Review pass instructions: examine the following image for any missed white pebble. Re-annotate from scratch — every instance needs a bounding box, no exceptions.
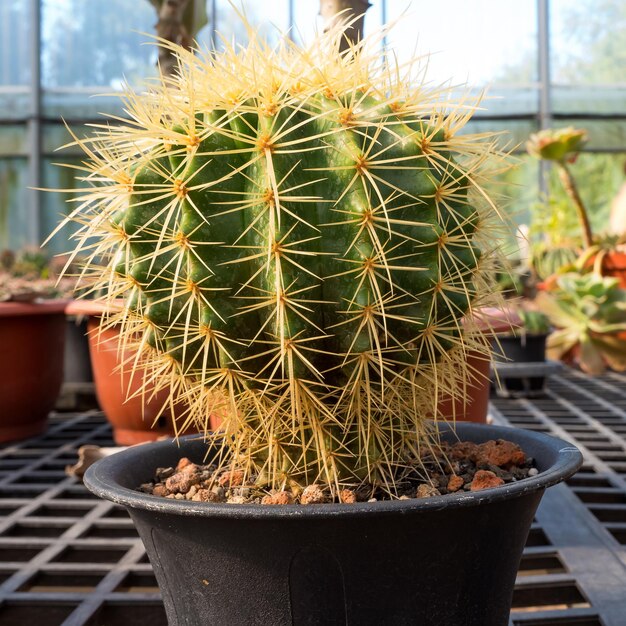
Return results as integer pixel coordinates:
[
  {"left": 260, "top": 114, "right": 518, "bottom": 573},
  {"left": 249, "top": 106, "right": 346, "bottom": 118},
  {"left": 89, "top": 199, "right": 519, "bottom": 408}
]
[{"left": 528, "top": 468, "right": 539, "bottom": 476}]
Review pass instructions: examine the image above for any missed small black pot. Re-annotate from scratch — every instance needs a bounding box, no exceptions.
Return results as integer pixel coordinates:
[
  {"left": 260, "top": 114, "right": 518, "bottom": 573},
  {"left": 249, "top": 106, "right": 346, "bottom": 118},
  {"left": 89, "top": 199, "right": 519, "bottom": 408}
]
[
  {"left": 84, "top": 423, "right": 581, "bottom": 626},
  {"left": 491, "top": 334, "right": 547, "bottom": 364},
  {"left": 64, "top": 318, "right": 93, "bottom": 383},
  {"left": 491, "top": 334, "right": 549, "bottom": 394}
]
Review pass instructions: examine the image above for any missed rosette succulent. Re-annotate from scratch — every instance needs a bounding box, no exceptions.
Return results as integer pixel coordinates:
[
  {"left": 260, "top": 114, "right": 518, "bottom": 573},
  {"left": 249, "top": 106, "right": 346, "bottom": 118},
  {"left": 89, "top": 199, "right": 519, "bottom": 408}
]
[
  {"left": 526, "top": 127, "right": 587, "bottom": 163},
  {"left": 536, "top": 273, "right": 626, "bottom": 375}
]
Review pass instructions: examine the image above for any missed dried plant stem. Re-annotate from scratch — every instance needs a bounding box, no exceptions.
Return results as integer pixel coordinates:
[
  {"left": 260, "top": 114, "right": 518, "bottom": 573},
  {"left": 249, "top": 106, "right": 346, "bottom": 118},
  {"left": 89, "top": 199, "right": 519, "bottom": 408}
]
[{"left": 557, "top": 161, "right": 594, "bottom": 249}]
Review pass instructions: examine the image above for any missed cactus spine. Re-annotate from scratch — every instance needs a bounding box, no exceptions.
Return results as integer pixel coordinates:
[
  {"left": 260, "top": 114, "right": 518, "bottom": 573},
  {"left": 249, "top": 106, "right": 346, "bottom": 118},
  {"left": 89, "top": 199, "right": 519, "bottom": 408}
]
[{"left": 57, "top": 19, "right": 505, "bottom": 495}]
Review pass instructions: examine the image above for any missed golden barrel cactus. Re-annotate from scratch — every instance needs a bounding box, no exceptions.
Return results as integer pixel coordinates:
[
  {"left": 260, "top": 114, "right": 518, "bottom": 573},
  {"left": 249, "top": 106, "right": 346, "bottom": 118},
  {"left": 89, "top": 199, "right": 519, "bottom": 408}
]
[{"left": 55, "top": 19, "right": 506, "bottom": 495}]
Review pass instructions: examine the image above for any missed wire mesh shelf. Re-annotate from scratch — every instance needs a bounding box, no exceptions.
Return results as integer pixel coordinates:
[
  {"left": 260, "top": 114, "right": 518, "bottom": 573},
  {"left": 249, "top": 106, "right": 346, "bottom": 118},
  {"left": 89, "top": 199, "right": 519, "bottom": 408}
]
[{"left": 2, "top": 368, "right": 626, "bottom": 625}]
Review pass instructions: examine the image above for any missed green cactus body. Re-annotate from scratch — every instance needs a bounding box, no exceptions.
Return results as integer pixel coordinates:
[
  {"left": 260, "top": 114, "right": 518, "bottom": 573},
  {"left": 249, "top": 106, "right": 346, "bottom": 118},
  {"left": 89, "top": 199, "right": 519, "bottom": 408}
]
[{"left": 58, "top": 26, "right": 503, "bottom": 493}]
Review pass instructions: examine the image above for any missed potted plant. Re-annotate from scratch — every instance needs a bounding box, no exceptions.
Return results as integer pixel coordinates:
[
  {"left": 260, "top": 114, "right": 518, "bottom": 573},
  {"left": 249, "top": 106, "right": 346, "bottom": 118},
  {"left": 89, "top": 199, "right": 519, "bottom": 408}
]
[
  {"left": 490, "top": 306, "right": 554, "bottom": 396},
  {"left": 0, "top": 249, "right": 71, "bottom": 441},
  {"left": 536, "top": 272, "right": 626, "bottom": 375},
  {"left": 56, "top": 19, "right": 581, "bottom": 625},
  {"left": 493, "top": 308, "right": 551, "bottom": 363},
  {"left": 436, "top": 307, "right": 518, "bottom": 423}
]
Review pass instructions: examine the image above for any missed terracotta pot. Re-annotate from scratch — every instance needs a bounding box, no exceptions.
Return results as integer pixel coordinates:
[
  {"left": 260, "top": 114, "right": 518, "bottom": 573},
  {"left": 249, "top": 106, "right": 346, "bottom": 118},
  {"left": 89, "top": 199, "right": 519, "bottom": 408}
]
[
  {"left": 600, "top": 251, "right": 626, "bottom": 289},
  {"left": 436, "top": 307, "right": 519, "bottom": 424},
  {"left": 66, "top": 301, "right": 191, "bottom": 445},
  {"left": 87, "top": 318, "right": 191, "bottom": 445},
  {"left": 575, "top": 250, "right": 626, "bottom": 289},
  {"left": 0, "top": 301, "right": 67, "bottom": 442},
  {"left": 536, "top": 247, "right": 626, "bottom": 291},
  {"left": 436, "top": 349, "right": 491, "bottom": 423}
]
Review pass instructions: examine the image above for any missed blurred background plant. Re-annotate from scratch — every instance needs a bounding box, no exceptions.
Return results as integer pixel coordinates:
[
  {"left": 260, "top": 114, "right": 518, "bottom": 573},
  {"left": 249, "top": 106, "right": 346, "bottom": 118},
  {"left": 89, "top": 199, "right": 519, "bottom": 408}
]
[
  {"left": 528, "top": 194, "right": 586, "bottom": 281},
  {"left": 536, "top": 273, "right": 626, "bottom": 375},
  {"left": 527, "top": 127, "right": 593, "bottom": 247},
  {"left": 0, "top": 247, "right": 75, "bottom": 302},
  {"left": 523, "top": 127, "right": 626, "bottom": 288},
  {"left": 518, "top": 309, "right": 552, "bottom": 336}
]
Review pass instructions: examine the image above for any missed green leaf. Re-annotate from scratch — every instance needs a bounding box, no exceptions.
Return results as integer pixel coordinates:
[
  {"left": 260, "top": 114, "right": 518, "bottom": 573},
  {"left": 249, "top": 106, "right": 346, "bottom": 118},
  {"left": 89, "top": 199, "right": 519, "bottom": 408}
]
[
  {"left": 546, "top": 328, "right": 580, "bottom": 359},
  {"left": 592, "top": 334, "right": 626, "bottom": 372},
  {"left": 535, "top": 292, "right": 584, "bottom": 328},
  {"left": 578, "top": 335, "right": 606, "bottom": 375}
]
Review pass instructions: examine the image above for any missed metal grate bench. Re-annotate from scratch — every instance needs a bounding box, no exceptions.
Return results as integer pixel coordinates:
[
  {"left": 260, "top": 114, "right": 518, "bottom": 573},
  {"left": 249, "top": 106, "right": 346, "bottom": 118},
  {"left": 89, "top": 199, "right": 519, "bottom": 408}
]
[{"left": 2, "top": 368, "right": 626, "bottom": 625}]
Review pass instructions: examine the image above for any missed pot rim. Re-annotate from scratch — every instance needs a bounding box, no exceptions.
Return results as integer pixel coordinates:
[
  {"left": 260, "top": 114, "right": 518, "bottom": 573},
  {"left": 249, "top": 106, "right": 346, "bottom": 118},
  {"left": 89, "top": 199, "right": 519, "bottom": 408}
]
[
  {"left": 0, "top": 299, "right": 69, "bottom": 318},
  {"left": 84, "top": 422, "right": 582, "bottom": 519},
  {"left": 65, "top": 299, "right": 124, "bottom": 317},
  {"left": 493, "top": 332, "right": 550, "bottom": 340},
  {"left": 470, "top": 306, "right": 522, "bottom": 336}
]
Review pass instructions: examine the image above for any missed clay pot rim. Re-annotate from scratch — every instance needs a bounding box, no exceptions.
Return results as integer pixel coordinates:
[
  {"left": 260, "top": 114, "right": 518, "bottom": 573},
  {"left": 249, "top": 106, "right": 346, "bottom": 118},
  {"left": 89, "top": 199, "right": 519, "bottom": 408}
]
[
  {"left": 602, "top": 250, "right": 626, "bottom": 270},
  {"left": 0, "top": 299, "right": 70, "bottom": 318},
  {"left": 468, "top": 306, "right": 522, "bottom": 336},
  {"left": 66, "top": 299, "right": 124, "bottom": 317}
]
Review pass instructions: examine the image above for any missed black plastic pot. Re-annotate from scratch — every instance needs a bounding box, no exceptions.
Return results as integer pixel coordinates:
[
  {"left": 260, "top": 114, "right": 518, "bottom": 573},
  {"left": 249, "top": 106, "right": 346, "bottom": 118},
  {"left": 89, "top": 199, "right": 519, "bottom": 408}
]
[
  {"left": 491, "top": 334, "right": 547, "bottom": 364},
  {"left": 63, "top": 317, "right": 93, "bottom": 383},
  {"left": 491, "top": 334, "right": 549, "bottom": 394},
  {"left": 84, "top": 423, "right": 582, "bottom": 626}
]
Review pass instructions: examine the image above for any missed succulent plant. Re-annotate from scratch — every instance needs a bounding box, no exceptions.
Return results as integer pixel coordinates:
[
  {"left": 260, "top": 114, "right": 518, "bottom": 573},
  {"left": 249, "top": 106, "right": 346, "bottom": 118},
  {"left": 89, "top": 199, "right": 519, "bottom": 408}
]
[
  {"left": 517, "top": 309, "right": 551, "bottom": 336},
  {"left": 0, "top": 248, "right": 75, "bottom": 302},
  {"left": 536, "top": 272, "right": 626, "bottom": 375},
  {"left": 54, "top": 20, "right": 506, "bottom": 495}
]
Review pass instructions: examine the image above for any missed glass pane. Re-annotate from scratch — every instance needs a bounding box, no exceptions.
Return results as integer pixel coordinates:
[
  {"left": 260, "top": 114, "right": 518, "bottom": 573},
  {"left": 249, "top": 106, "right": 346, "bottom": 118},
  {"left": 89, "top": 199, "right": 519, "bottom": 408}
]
[
  {"left": 0, "top": 158, "right": 30, "bottom": 250},
  {"left": 551, "top": 0, "right": 626, "bottom": 84},
  {"left": 41, "top": 91, "right": 127, "bottom": 120},
  {"left": 0, "top": 0, "right": 31, "bottom": 118},
  {"left": 484, "top": 154, "right": 540, "bottom": 230},
  {"left": 0, "top": 125, "right": 28, "bottom": 157},
  {"left": 41, "top": 157, "right": 85, "bottom": 255},
  {"left": 501, "top": 156, "right": 541, "bottom": 226},
  {"left": 213, "top": 0, "right": 290, "bottom": 50},
  {"left": 458, "top": 86, "right": 540, "bottom": 118},
  {"left": 463, "top": 118, "right": 539, "bottom": 153},
  {"left": 0, "top": 90, "right": 30, "bottom": 121},
  {"left": 42, "top": 1, "right": 213, "bottom": 119},
  {"left": 552, "top": 86, "right": 626, "bottom": 116},
  {"left": 384, "top": 0, "right": 537, "bottom": 87},
  {"left": 551, "top": 0, "right": 626, "bottom": 154},
  {"left": 0, "top": 0, "right": 31, "bottom": 86},
  {"left": 41, "top": 0, "right": 158, "bottom": 88},
  {"left": 291, "top": 0, "right": 321, "bottom": 46},
  {"left": 43, "top": 123, "right": 78, "bottom": 156}
]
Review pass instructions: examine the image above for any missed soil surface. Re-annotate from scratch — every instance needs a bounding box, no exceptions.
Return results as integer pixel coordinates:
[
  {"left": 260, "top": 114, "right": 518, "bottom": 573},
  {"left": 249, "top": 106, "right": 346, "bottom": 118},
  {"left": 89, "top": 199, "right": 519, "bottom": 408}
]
[{"left": 138, "top": 439, "right": 537, "bottom": 504}]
